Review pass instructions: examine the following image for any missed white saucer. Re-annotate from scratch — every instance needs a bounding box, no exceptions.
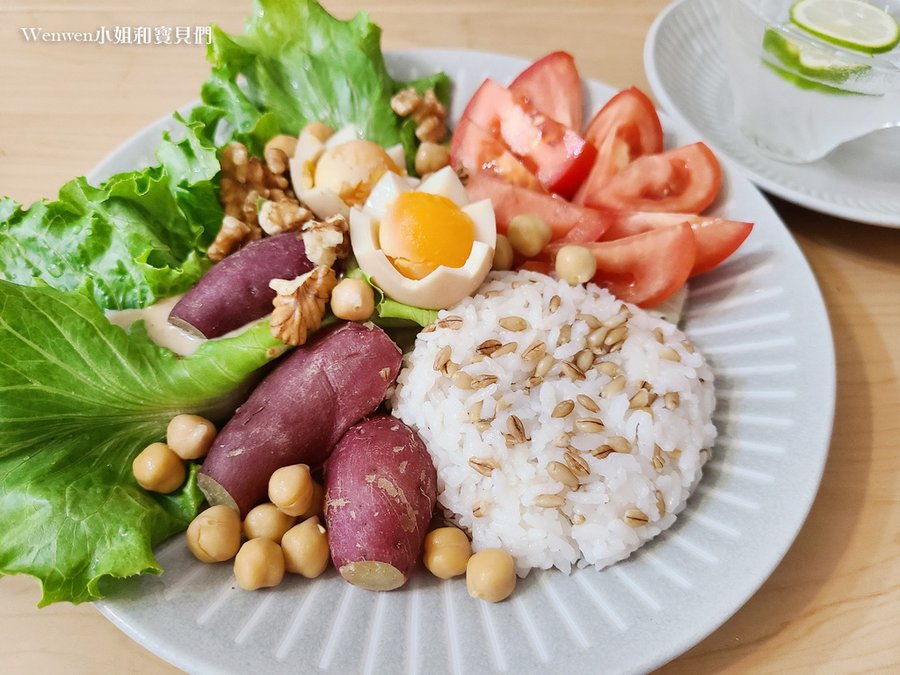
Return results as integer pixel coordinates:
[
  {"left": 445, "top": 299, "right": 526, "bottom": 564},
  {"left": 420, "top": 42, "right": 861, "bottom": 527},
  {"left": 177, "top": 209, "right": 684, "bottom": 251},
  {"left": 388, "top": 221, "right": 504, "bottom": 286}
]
[{"left": 645, "top": 0, "right": 900, "bottom": 228}]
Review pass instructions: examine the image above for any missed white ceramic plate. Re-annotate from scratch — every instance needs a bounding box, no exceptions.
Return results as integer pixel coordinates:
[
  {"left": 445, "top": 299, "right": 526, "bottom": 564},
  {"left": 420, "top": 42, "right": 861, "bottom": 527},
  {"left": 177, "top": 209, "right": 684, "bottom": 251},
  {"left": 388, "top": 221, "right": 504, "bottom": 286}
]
[
  {"left": 645, "top": 0, "right": 900, "bottom": 228},
  {"left": 91, "top": 49, "right": 835, "bottom": 674}
]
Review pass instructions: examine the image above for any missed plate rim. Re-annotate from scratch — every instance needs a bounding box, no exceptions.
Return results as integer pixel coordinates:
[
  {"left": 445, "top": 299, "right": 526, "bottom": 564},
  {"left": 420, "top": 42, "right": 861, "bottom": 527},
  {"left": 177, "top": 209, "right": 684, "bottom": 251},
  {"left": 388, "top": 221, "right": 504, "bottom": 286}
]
[
  {"left": 90, "top": 46, "right": 837, "bottom": 675},
  {"left": 644, "top": 0, "right": 900, "bottom": 228}
]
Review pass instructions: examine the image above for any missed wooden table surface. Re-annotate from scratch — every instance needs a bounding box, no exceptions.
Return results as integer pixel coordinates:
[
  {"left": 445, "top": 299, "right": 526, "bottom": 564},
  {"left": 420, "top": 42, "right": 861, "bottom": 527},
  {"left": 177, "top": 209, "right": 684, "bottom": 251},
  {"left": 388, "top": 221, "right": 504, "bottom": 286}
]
[{"left": 1, "top": 0, "right": 898, "bottom": 672}]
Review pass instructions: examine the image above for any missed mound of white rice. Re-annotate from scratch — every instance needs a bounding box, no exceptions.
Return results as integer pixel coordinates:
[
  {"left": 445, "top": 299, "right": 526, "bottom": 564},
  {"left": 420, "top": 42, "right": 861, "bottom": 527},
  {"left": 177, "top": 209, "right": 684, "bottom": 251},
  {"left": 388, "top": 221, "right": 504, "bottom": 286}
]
[{"left": 391, "top": 271, "right": 716, "bottom": 575}]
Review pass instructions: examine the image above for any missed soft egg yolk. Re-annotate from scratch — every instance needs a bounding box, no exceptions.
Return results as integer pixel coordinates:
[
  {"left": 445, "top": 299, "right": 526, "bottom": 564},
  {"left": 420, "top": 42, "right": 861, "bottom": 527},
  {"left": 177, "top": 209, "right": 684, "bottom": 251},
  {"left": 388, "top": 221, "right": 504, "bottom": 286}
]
[
  {"left": 314, "top": 140, "right": 401, "bottom": 206},
  {"left": 378, "top": 192, "right": 475, "bottom": 280}
]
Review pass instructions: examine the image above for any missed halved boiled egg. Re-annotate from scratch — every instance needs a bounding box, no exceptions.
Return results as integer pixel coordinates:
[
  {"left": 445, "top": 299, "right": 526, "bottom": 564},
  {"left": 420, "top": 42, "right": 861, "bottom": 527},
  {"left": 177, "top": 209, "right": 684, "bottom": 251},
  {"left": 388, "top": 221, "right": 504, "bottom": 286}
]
[
  {"left": 289, "top": 124, "right": 407, "bottom": 220},
  {"left": 350, "top": 167, "right": 496, "bottom": 310}
]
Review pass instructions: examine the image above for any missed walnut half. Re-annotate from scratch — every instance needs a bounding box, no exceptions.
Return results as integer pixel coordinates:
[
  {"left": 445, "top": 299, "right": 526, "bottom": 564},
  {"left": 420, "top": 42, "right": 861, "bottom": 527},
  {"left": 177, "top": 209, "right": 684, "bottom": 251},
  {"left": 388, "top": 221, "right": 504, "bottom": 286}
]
[
  {"left": 269, "top": 266, "right": 337, "bottom": 346},
  {"left": 390, "top": 87, "right": 448, "bottom": 144},
  {"left": 207, "top": 216, "right": 261, "bottom": 262},
  {"left": 301, "top": 214, "right": 350, "bottom": 267},
  {"left": 259, "top": 198, "right": 312, "bottom": 236}
]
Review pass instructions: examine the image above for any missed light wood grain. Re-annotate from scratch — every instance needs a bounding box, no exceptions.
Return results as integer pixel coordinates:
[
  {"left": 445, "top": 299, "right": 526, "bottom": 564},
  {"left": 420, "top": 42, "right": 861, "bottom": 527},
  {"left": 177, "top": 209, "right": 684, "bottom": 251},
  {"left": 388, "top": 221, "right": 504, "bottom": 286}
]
[{"left": 1, "top": 1, "right": 898, "bottom": 673}]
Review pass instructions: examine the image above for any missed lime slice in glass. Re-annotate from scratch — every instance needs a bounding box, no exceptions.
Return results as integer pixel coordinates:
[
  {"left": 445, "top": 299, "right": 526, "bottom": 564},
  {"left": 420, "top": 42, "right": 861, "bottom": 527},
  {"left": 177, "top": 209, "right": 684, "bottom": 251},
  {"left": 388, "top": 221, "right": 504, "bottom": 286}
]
[
  {"left": 763, "top": 28, "right": 871, "bottom": 84},
  {"left": 790, "top": 0, "right": 900, "bottom": 53}
]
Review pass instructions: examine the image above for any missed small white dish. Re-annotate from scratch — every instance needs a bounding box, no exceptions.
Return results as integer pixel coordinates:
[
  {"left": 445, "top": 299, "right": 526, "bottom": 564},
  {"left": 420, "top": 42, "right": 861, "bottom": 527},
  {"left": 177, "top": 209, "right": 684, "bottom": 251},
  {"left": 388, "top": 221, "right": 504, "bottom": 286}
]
[
  {"left": 92, "top": 49, "right": 836, "bottom": 674},
  {"left": 645, "top": 0, "right": 900, "bottom": 228}
]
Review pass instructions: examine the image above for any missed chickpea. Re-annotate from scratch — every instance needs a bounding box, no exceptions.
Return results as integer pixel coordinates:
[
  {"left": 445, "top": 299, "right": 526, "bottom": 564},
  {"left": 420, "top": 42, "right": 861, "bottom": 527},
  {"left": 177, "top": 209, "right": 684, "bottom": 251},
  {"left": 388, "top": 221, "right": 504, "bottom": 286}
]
[
  {"left": 264, "top": 134, "right": 298, "bottom": 161},
  {"left": 186, "top": 505, "right": 241, "bottom": 563},
  {"left": 243, "top": 503, "right": 296, "bottom": 542},
  {"left": 423, "top": 527, "right": 472, "bottom": 579},
  {"left": 554, "top": 244, "right": 597, "bottom": 286},
  {"left": 282, "top": 516, "right": 331, "bottom": 578},
  {"left": 268, "top": 464, "right": 314, "bottom": 517},
  {"left": 301, "top": 121, "right": 334, "bottom": 144},
  {"left": 492, "top": 234, "right": 514, "bottom": 271},
  {"left": 330, "top": 278, "right": 375, "bottom": 322},
  {"left": 414, "top": 142, "right": 450, "bottom": 176},
  {"left": 507, "top": 214, "right": 552, "bottom": 258},
  {"left": 166, "top": 414, "right": 217, "bottom": 460},
  {"left": 466, "top": 548, "right": 516, "bottom": 602},
  {"left": 234, "top": 538, "right": 285, "bottom": 591},
  {"left": 300, "top": 480, "right": 326, "bottom": 520},
  {"left": 132, "top": 442, "right": 185, "bottom": 494}
]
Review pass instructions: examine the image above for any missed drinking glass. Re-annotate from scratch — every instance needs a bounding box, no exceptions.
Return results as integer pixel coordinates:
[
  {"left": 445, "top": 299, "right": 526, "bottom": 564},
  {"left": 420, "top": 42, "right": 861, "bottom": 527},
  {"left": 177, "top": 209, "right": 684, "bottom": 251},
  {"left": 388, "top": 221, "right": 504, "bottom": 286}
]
[{"left": 719, "top": 0, "right": 900, "bottom": 163}]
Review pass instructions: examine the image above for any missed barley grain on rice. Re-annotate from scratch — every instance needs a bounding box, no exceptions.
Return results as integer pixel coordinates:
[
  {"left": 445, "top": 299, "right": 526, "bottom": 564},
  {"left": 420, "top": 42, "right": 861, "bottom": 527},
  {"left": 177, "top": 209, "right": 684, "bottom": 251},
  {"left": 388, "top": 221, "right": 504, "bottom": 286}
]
[
  {"left": 492, "top": 342, "right": 518, "bottom": 357},
  {"left": 595, "top": 361, "right": 620, "bottom": 377},
  {"left": 433, "top": 345, "right": 451, "bottom": 371},
  {"left": 452, "top": 370, "right": 473, "bottom": 389},
  {"left": 477, "top": 339, "right": 502, "bottom": 356},
  {"left": 523, "top": 340, "right": 546, "bottom": 361},
  {"left": 575, "top": 349, "right": 594, "bottom": 372},
  {"left": 577, "top": 313, "right": 602, "bottom": 329},
  {"left": 561, "top": 360, "right": 586, "bottom": 380},
  {"left": 468, "top": 457, "right": 498, "bottom": 476},
  {"left": 577, "top": 394, "right": 600, "bottom": 413},
  {"left": 602, "top": 375, "right": 626, "bottom": 398},
  {"left": 535, "top": 354, "right": 555, "bottom": 378},
  {"left": 507, "top": 415, "right": 528, "bottom": 443},
  {"left": 575, "top": 418, "right": 606, "bottom": 434},
  {"left": 629, "top": 389, "right": 650, "bottom": 409},
  {"left": 624, "top": 509, "right": 649, "bottom": 527},
  {"left": 587, "top": 327, "right": 609, "bottom": 349},
  {"left": 608, "top": 435, "right": 631, "bottom": 453},
  {"left": 564, "top": 450, "right": 590, "bottom": 477},
  {"left": 535, "top": 494, "right": 566, "bottom": 508},
  {"left": 655, "top": 490, "right": 666, "bottom": 518},
  {"left": 499, "top": 316, "right": 527, "bottom": 332},
  {"left": 548, "top": 461, "right": 579, "bottom": 490},
  {"left": 659, "top": 346, "right": 681, "bottom": 362},
  {"left": 552, "top": 400, "right": 575, "bottom": 418},
  {"left": 605, "top": 325, "right": 629, "bottom": 346},
  {"left": 471, "top": 374, "right": 498, "bottom": 389}
]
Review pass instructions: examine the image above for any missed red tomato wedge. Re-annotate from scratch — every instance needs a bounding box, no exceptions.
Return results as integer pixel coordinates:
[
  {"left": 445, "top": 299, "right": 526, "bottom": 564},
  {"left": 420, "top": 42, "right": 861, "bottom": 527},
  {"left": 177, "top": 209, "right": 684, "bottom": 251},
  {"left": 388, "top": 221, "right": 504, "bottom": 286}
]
[
  {"left": 581, "top": 143, "right": 722, "bottom": 213},
  {"left": 465, "top": 172, "right": 610, "bottom": 240},
  {"left": 582, "top": 87, "right": 663, "bottom": 157},
  {"left": 585, "top": 222, "right": 696, "bottom": 307},
  {"left": 690, "top": 218, "right": 753, "bottom": 275},
  {"left": 595, "top": 210, "right": 753, "bottom": 276},
  {"left": 450, "top": 117, "right": 544, "bottom": 191},
  {"left": 458, "top": 79, "right": 596, "bottom": 198},
  {"left": 508, "top": 51, "right": 583, "bottom": 131},
  {"left": 574, "top": 87, "right": 664, "bottom": 204}
]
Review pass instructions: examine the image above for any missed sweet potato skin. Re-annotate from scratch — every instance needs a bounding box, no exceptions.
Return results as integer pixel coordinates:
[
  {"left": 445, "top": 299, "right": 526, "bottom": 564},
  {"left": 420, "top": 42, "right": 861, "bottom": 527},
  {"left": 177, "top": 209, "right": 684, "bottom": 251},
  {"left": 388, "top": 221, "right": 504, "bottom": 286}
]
[
  {"left": 198, "top": 322, "right": 402, "bottom": 515},
  {"left": 324, "top": 416, "right": 437, "bottom": 590},
  {"left": 169, "top": 232, "right": 312, "bottom": 338}
]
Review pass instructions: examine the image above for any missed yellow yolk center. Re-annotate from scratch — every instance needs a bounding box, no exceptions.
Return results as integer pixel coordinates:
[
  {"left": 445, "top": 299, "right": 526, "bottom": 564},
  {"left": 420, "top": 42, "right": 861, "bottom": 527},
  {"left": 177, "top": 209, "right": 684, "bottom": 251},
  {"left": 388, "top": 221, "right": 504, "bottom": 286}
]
[{"left": 379, "top": 192, "right": 475, "bottom": 280}]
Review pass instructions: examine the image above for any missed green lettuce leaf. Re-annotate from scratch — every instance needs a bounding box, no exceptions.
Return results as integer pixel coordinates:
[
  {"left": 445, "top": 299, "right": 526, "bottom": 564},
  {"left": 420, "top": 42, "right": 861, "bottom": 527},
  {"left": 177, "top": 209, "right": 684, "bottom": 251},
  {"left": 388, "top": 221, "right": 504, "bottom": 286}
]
[
  {"left": 0, "top": 114, "right": 222, "bottom": 311},
  {"left": 0, "top": 281, "right": 288, "bottom": 605},
  {"left": 196, "top": 0, "right": 450, "bottom": 163}
]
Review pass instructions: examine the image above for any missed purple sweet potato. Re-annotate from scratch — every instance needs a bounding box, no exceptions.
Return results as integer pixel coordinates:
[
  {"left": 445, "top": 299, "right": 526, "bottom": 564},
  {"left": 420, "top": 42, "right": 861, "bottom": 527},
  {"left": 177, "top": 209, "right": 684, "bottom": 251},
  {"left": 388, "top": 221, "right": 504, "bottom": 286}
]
[
  {"left": 324, "top": 416, "right": 437, "bottom": 591},
  {"left": 169, "top": 232, "right": 312, "bottom": 338},
  {"left": 198, "top": 322, "right": 402, "bottom": 515}
]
